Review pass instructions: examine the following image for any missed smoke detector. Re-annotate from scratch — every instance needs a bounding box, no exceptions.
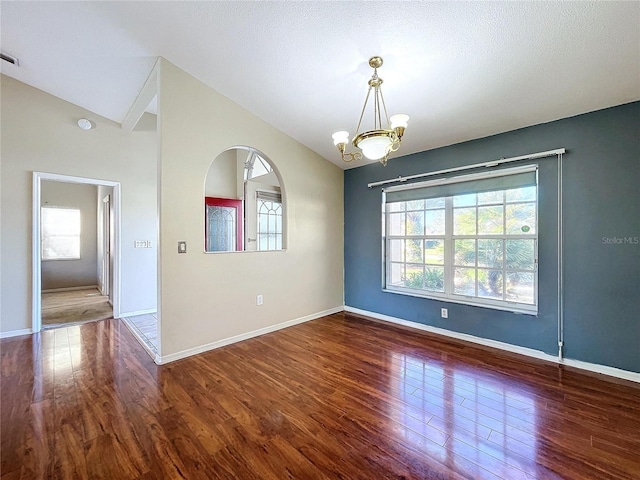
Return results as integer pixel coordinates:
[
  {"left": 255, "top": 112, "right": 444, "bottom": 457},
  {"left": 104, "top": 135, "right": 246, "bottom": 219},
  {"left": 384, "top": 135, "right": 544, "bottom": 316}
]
[{"left": 77, "top": 119, "right": 93, "bottom": 130}]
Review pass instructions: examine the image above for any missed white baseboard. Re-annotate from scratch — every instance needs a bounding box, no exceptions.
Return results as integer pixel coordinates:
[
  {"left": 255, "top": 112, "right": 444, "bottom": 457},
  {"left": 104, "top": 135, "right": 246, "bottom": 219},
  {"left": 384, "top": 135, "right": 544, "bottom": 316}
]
[
  {"left": 0, "top": 328, "right": 32, "bottom": 339},
  {"left": 119, "top": 308, "right": 157, "bottom": 319},
  {"left": 344, "top": 306, "right": 640, "bottom": 384},
  {"left": 156, "top": 306, "right": 343, "bottom": 365},
  {"left": 42, "top": 285, "right": 99, "bottom": 293}
]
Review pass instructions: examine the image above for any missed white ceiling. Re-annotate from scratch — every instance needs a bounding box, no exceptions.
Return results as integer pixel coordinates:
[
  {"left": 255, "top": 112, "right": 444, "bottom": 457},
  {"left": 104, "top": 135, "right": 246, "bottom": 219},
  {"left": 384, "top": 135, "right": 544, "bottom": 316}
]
[{"left": 2, "top": 1, "right": 639, "bottom": 169}]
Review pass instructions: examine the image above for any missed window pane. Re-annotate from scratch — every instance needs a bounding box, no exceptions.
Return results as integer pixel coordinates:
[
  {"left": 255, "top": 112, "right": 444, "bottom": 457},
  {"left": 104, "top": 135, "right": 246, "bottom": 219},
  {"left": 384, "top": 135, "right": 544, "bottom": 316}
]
[
  {"left": 506, "top": 186, "right": 536, "bottom": 202},
  {"left": 406, "top": 211, "right": 425, "bottom": 235},
  {"left": 424, "top": 267, "right": 445, "bottom": 292},
  {"left": 424, "top": 239, "right": 444, "bottom": 265},
  {"left": 453, "top": 194, "right": 476, "bottom": 207},
  {"left": 250, "top": 155, "right": 271, "bottom": 178},
  {"left": 478, "top": 269, "right": 503, "bottom": 300},
  {"left": 389, "top": 239, "right": 404, "bottom": 262},
  {"left": 425, "top": 197, "right": 445, "bottom": 209},
  {"left": 455, "top": 239, "right": 476, "bottom": 266},
  {"left": 506, "top": 272, "right": 535, "bottom": 304},
  {"left": 425, "top": 209, "right": 445, "bottom": 235},
  {"left": 453, "top": 208, "right": 476, "bottom": 235},
  {"left": 505, "top": 240, "right": 535, "bottom": 270},
  {"left": 388, "top": 213, "right": 405, "bottom": 235},
  {"left": 506, "top": 203, "right": 536, "bottom": 234},
  {"left": 389, "top": 202, "right": 405, "bottom": 212},
  {"left": 42, "top": 208, "right": 81, "bottom": 236},
  {"left": 41, "top": 207, "right": 81, "bottom": 260},
  {"left": 389, "top": 263, "right": 404, "bottom": 286},
  {"left": 454, "top": 267, "right": 476, "bottom": 295},
  {"left": 406, "top": 199, "right": 424, "bottom": 211},
  {"left": 259, "top": 213, "right": 268, "bottom": 232},
  {"left": 405, "top": 264, "right": 424, "bottom": 288},
  {"left": 478, "top": 205, "right": 504, "bottom": 234},
  {"left": 406, "top": 239, "right": 423, "bottom": 263},
  {"left": 478, "top": 191, "right": 503, "bottom": 205},
  {"left": 477, "top": 239, "right": 503, "bottom": 268},
  {"left": 207, "top": 206, "right": 236, "bottom": 252},
  {"left": 43, "top": 236, "right": 80, "bottom": 260}
]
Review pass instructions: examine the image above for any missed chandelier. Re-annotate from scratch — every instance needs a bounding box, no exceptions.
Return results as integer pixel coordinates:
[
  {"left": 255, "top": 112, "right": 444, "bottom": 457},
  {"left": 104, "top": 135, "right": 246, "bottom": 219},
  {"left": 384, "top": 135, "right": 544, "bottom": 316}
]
[{"left": 332, "top": 56, "right": 409, "bottom": 166}]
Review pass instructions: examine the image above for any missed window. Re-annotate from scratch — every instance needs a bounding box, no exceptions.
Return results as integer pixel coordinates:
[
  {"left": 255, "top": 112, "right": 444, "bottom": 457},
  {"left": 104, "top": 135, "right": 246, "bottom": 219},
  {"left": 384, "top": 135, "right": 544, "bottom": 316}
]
[
  {"left": 205, "top": 197, "right": 243, "bottom": 252},
  {"left": 257, "top": 191, "right": 282, "bottom": 251},
  {"left": 41, "top": 206, "right": 81, "bottom": 260},
  {"left": 384, "top": 166, "right": 538, "bottom": 314},
  {"left": 244, "top": 152, "right": 272, "bottom": 181}
]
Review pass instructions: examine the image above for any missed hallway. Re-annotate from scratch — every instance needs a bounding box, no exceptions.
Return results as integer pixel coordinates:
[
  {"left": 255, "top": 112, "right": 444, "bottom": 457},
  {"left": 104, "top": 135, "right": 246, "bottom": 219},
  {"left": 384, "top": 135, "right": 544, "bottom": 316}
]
[{"left": 42, "top": 287, "right": 112, "bottom": 327}]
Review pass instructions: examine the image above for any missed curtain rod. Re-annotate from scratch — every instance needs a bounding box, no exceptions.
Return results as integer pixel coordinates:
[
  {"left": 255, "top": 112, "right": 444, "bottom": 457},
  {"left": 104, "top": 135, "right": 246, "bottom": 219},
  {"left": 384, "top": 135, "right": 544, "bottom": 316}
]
[{"left": 367, "top": 148, "right": 566, "bottom": 188}]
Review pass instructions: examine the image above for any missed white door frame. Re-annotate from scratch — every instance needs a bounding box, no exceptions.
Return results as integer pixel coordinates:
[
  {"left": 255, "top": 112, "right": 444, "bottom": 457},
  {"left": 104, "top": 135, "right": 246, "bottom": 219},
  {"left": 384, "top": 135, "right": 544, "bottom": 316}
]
[
  {"left": 100, "top": 194, "right": 111, "bottom": 298},
  {"left": 32, "top": 172, "right": 121, "bottom": 332}
]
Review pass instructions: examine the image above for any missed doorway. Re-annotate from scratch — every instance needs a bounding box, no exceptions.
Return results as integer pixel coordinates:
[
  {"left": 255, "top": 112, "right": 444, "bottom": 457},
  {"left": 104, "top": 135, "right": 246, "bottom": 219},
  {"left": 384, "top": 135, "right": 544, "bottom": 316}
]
[{"left": 32, "top": 172, "right": 121, "bottom": 332}]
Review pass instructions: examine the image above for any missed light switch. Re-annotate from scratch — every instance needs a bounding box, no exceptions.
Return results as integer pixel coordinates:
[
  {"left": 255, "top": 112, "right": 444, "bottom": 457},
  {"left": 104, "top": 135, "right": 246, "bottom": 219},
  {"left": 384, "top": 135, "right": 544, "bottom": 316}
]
[{"left": 178, "top": 241, "right": 187, "bottom": 253}]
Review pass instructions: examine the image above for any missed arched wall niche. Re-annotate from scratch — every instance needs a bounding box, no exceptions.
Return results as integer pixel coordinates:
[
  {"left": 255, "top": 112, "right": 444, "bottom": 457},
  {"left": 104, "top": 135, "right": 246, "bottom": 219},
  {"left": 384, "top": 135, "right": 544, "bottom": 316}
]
[{"left": 204, "top": 146, "right": 286, "bottom": 253}]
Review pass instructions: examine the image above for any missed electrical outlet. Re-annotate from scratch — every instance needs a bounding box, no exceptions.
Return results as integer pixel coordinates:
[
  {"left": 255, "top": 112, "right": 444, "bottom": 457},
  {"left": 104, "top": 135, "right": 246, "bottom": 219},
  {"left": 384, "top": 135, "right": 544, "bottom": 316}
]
[
  {"left": 256, "top": 295, "right": 263, "bottom": 306},
  {"left": 441, "top": 308, "right": 448, "bottom": 319}
]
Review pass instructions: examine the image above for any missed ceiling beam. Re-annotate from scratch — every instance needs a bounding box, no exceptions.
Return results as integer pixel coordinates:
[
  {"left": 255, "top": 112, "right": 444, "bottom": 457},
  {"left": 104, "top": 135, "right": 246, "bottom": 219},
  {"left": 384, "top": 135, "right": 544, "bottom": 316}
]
[{"left": 121, "top": 57, "right": 160, "bottom": 131}]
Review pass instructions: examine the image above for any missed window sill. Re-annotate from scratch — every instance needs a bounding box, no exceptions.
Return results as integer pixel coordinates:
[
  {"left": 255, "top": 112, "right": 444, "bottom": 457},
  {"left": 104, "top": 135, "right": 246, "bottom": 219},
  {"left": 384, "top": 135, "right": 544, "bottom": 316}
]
[
  {"left": 382, "top": 287, "right": 538, "bottom": 316},
  {"left": 42, "top": 257, "right": 81, "bottom": 262}
]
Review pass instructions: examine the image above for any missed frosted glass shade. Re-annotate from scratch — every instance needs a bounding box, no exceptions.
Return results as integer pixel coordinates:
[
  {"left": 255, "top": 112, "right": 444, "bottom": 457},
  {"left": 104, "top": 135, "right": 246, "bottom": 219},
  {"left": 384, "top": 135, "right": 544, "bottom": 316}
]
[
  {"left": 357, "top": 134, "right": 392, "bottom": 160},
  {"left": 332, "top": 131, "right": 349, "bottom": 145},
  {"left": 390, "top": 114, "right": 409, "bottom": 129}
]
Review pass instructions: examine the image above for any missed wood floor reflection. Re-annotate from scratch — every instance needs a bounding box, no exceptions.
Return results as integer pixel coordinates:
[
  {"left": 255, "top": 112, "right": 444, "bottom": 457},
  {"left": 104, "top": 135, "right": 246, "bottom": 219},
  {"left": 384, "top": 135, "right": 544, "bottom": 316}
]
[{"left": 1, "top": 312, "right": 639, "bottom": 479}]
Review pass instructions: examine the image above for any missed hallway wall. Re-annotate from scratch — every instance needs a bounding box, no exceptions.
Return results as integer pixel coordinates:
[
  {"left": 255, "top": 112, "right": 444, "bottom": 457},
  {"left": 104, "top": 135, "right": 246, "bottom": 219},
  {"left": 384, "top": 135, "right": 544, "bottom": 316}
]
[{"left": 0, "top": 75, "right": 158, "bottom": 334}]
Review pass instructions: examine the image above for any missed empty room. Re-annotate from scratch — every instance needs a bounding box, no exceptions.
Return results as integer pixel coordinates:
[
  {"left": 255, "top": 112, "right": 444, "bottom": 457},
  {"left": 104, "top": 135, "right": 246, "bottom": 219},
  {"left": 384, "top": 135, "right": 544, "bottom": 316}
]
[{"left": 1, "top": 2, "right": 639, "bottom": 479}]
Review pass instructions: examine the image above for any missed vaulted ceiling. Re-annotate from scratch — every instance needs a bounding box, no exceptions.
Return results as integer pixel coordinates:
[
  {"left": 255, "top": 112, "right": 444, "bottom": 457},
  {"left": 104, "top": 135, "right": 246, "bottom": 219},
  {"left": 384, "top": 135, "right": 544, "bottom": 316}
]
[{"left": 2, "top": 1, "right": 638, "bottom": 168}]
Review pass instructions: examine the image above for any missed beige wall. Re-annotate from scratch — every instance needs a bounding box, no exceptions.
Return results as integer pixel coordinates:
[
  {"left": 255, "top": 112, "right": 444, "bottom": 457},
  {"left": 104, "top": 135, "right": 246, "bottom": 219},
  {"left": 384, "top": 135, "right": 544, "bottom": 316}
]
[
  {"left": 204, "top": 148, "right": 238, "bottom": 198},
  {"left": 41, "top": 181, "right": 98, "bottom": 290},
  {"left": 157, "top": 59, "right": 344, "bottom": 358},
  {"left": 0, "top": 75, "right": 158, "bottom": 333}
]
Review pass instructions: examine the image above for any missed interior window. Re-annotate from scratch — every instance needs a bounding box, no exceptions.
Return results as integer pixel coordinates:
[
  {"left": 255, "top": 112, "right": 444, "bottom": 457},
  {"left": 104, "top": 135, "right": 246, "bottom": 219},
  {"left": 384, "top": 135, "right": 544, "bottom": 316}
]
[{"left": 204, "top": 147, "right": 285, "bottom": 252}]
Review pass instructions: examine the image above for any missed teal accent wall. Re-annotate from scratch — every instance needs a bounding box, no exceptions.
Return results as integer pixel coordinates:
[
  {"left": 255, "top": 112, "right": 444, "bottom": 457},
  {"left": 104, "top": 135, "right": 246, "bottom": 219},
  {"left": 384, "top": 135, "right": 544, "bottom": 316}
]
[{"left": 344, "top": 102, "right": 640, "bottom": 373}]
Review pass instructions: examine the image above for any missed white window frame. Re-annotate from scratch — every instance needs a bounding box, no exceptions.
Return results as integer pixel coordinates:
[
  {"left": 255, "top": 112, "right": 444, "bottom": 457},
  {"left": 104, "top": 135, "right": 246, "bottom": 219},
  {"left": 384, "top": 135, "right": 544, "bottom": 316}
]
[
  {"left": 256, "top": 191, "right": 283, "bottom": 251},
  {"left": 382, "top": 166, "right": 539, "bottom": 315}
]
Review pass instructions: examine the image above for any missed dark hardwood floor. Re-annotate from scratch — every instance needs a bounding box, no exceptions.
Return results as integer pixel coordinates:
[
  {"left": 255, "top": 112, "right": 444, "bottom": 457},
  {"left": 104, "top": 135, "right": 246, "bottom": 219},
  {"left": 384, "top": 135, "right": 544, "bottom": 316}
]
[{"left": 2, "top": 313, "right": 639, "bottom": 479}]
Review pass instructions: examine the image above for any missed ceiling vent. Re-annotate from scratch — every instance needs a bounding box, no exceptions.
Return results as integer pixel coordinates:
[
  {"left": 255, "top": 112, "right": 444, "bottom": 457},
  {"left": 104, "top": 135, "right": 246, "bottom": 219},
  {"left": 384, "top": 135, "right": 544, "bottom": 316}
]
[{"left": 1, "top": 52, "right": 19, "bottom": 66}]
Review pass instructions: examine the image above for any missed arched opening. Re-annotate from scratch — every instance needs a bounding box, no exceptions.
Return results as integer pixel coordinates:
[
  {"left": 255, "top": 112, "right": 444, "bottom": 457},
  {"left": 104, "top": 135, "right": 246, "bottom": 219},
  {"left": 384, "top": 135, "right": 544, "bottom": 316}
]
[{"left": 204, "top": 147, "right": 285, "bottom": 252}]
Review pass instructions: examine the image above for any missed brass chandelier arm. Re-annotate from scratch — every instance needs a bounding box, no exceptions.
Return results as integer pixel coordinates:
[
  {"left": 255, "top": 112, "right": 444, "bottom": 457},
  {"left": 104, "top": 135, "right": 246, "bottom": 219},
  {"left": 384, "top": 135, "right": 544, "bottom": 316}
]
[
  {"left": 337, "top": 142, "right": 363, "bottom": 162},
  {"left": 342, "top": 151, "right": 363, "bottom": 163}
]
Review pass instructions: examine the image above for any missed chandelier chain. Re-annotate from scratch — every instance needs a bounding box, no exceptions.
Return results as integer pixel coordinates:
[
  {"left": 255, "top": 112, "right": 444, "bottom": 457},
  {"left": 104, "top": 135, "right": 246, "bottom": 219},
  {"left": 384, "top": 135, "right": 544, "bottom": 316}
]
[{"left": 356, "top": 86, "right": 372, "bottom": 135}]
